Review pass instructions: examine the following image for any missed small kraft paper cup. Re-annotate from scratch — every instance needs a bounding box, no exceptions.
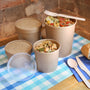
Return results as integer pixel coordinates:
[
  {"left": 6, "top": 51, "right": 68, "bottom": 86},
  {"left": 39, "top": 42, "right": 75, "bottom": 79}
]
[{"left": 33, "top": 39, "right": 60, "bottom": 73}]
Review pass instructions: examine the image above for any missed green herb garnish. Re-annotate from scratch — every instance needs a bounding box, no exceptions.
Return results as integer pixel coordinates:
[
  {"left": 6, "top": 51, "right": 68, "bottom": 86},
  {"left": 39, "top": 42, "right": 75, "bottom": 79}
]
[{"left": 38, "top": 48, "right": 44, "bottom": 52}]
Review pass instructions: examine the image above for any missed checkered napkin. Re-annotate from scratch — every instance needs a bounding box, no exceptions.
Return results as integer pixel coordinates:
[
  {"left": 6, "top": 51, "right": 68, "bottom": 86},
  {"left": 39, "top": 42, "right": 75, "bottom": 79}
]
[
  {"left": 0, "top": 34, "right": 89, "bottom": 90},
  {"left": 0, "top": 54, "right": 72, "bottom": 90}
]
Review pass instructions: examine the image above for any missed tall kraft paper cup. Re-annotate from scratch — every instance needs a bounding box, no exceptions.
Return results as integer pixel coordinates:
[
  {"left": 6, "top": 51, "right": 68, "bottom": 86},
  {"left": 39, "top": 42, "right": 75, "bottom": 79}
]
[
  {"left": 33, "top": 39, "right": 60, "bottom": 73},
  {"left": 15, "top": 18, "right": 41, "bottom": 44},
  {"left": 45, "top": 19, "right": 77, "bottom": 57}
]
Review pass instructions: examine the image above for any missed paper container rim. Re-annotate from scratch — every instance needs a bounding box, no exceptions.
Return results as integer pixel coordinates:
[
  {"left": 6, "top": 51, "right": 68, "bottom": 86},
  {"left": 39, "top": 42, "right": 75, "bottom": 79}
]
[{"left": 33, "top": 39, "right": 61, "bottom": 55}]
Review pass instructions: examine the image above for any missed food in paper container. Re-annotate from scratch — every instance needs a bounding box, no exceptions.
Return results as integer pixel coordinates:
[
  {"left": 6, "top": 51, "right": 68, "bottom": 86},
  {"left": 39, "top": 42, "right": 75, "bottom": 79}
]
[
  {"left": 35, "top": 40, "right": 58, "bottom": 53},
  {"left": 45, "top": 16, "right": 74, "bottom": 27},
  {"left": 33, "top": 39, "right": 60, "bottom": 72}
]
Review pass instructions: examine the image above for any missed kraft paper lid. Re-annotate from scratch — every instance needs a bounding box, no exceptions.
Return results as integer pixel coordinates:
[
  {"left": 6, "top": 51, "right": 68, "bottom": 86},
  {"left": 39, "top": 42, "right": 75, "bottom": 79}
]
[
  {"left": 5, "top": 40, "right": 32, "bottom": 55},
  {"left": 15, "top": 18, "right": 41, "bottom": 32}
]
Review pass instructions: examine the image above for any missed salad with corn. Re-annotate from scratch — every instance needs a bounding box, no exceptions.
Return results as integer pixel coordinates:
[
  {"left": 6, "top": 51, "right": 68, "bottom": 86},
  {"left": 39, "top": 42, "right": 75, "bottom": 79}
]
[
  {"left": 45, "top": 16, "right": 74, "bottom": 27},
  {"left": 35, "top": 40, "right": 58, "bottom": 53}
]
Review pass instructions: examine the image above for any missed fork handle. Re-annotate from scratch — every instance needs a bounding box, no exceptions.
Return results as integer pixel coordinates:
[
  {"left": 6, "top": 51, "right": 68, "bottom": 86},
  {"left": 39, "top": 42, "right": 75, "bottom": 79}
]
[
  {"left": 84, "top": 69, "right": 90, "bottom": 77},
  {"left": 75, "top": 67, "right": 90, "bottom": 88}
]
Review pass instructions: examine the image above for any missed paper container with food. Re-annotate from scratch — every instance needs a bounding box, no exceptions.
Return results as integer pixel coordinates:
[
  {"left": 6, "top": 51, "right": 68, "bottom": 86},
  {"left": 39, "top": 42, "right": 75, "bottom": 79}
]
[
  {"left": 45, "top": 16, "right": 77, "bottom": 57},
  {"left": 33, "top": 39, "right": 60, "bottom": 73},
  {"left": 15, "top": 18, "right": 41, "bottom": 44}
]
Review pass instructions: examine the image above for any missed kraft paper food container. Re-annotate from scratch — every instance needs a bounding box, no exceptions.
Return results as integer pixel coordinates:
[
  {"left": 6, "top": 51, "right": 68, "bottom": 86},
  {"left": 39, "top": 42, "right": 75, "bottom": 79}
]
[
  {"left": 5, "top": 40, "right": 32, "bottom": 59},
  {"left": 33, "top": 39, "right": 60, "bottom": 73},
  {"left": 45, "top": 18, "right": 77, "bottom": 57},
  {"left": 15, "top": 18, "right": 42, "bottom": 44}
]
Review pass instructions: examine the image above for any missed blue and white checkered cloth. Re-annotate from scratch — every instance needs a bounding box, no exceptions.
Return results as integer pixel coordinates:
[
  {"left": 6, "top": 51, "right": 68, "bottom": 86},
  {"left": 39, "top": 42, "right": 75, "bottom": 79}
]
[{"left": 0, "top": 33, "right": 89, "bottom": 90}]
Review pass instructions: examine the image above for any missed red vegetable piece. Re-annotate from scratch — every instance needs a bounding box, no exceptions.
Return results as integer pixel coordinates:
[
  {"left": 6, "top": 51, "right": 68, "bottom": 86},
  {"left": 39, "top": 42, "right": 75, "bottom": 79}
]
[
  {"left": 60, "top": 24, "right": 64, "bottom": 27},
  {"left": 66, "top": 21, "right": 71, "bottom": 24},
  {"left": 50, "top": 23, "right": 54, "bottom": 25},
  {"left": 59, "top": 17, "right": 65, "bottom": 21}
]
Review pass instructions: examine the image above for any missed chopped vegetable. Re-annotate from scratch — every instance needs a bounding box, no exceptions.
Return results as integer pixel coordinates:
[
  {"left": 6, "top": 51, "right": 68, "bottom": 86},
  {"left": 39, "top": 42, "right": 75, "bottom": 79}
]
[
  {"left": 35, "top": 40, "right": 58, "bottom": 53},
  {"left": 45, "top": 16, "right": 74, "bottom": 27}
]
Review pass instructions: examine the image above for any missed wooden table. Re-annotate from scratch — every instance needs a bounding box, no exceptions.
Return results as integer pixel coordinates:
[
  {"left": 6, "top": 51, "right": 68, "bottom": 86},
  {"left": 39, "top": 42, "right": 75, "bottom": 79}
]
[{"left": 49, "top": 75, "right": 90, "bottom": 90}]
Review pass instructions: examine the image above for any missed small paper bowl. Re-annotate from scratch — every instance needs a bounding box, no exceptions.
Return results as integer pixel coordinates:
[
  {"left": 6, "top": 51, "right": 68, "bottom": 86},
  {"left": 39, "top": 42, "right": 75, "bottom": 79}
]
[
  {"left": 5, "top": 40, "right": 32, "bottom": 59},
  {"left": 33, "top": 39, "right": 60, "bottom": 73}
]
